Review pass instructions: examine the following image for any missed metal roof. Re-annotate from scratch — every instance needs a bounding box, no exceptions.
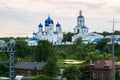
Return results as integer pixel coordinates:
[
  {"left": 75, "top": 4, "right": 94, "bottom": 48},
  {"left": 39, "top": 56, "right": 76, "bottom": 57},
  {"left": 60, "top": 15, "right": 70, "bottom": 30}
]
[{"left": 15, "top": 62, "right": 46, "bottom": 70}]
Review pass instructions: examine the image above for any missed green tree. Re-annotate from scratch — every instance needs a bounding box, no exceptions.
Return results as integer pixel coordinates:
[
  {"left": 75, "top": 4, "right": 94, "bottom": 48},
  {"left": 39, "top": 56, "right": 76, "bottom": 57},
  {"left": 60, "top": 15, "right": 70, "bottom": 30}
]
[
  {"left": 85, "top": 51, "right": 103, "bottom": 63},
  {"left": 15, "top": 40, "right": 32, "bottom": 58},
  {"left": 62, "top": 32, "right": 74, "bottom": 42},
  {"left": 34, "top": 40, "right": 54, "bottom": 62},
  {"left": 73, "top": 37, "right": 83, "bottom": 47},
  {"left": 63, "top": 65, "right": 81, "bottom": 80},
  {"left": 44, "top": 57, "right": 59, "bottom": 78},
  {"left": 28, "top": 74, "right": 56, "bottom": 80},
  {"left": 74, "top": 42, "right": 96, "bottom": 60},
  {"left": 0, "top": 62, "right": 9, "bottom": 77},
  {"left": 96, "top": 38, "right": 110, "bottom": 53},
  {"left": 79, "top": 64, "right": 89, "bottom": 80},
  {"left": 0, "top": 53, "right": 8, "bottom": 61},
  {"left": 101, "top": 31, "right": 111, "bottom": 37},
  {"left": 114, "top": 30, "right": 120, "bottom": 35},
  {"left": 0, "top": 37, "right": 14, "bottom": 42}
]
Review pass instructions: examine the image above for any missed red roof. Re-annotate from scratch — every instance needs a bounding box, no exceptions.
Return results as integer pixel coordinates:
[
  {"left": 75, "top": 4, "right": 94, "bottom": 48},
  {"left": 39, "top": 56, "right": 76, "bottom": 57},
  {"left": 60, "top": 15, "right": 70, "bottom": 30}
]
[{"left": 89, "top": 60, "right": 120, "bottom": 69}]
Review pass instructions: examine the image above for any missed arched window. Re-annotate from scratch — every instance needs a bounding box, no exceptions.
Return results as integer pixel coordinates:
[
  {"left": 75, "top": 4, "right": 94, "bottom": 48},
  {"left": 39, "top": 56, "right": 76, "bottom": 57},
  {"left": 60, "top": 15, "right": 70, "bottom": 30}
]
[{"left": 77, "top": 29, "right": 79, "bottom": 34}]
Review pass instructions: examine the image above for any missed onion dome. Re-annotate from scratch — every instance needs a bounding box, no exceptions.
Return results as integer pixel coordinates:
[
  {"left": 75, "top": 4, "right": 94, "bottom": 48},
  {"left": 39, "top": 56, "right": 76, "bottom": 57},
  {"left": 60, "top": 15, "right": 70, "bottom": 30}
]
[
  {"left": 39, "top": 23, "right": 43, "bottom": 27},
  {"left": 77, "top": 10, "right": 84, "bottom": 19},
  {"left": 45, "top": 23, "right": 49, "bottom": 26},
  {"left": 56, "top": 22, "right": 61, "bottom": 27},
  {"left": 45, "top": 16, "right": 54, "bottom": 25}
]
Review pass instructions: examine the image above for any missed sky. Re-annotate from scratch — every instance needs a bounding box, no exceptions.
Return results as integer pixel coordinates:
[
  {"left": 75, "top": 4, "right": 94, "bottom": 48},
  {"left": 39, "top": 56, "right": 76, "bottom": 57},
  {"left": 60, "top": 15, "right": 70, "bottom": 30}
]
[{"left": 0, "top": 0, "right": 120, "bottom": 37}]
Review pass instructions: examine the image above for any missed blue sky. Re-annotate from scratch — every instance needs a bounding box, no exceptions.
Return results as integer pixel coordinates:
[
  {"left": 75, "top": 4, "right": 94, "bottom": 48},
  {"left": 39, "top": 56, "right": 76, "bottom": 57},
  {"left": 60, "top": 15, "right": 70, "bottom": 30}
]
[{"left": 0, "top": 0, "right": 120, "bottom": 37}]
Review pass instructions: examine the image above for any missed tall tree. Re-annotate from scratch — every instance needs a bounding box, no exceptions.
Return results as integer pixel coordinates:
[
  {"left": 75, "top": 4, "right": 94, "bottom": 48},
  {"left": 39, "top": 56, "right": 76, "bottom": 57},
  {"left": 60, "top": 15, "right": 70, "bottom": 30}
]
[
  {"left": 34, "top": 40, "right": 54, "bottom": 62},
  {"left": 44, "top": 57, "right": 59, "bottom": 78},
  {"left": 63, "top": 65, "right": 81, "bottom": 80}
]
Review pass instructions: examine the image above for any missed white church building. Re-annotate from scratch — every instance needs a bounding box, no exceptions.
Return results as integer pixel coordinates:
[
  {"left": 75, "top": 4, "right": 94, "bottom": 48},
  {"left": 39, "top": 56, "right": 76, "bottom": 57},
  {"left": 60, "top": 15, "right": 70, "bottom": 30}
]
[
  {"left": 26, "top": 16, "right": 63, "bottom": 46},
  {"left": 72, "top": 11, "right": 104, "bottom": 44}
]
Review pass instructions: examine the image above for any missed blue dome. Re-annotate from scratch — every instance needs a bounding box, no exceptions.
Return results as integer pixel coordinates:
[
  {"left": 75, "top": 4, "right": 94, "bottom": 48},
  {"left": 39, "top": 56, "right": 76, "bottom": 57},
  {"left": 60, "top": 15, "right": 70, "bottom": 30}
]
[
  {"left": 56, "top": 23, "right": 61, "bottom": 27},
  {"left": 45, "top": 16, "right": 54, "bottom": 25},
  {"left": 39, "top": 23, "right": 43, "bottom": 27},
  {"left": 81, "top": 26, "right": 88, "bottom": 29},
  {"left": 45, "top": 23, "right": 49, "bottom": 26},
  {"left": 77, "top": 15, "right": 84, "bottom": 19}
]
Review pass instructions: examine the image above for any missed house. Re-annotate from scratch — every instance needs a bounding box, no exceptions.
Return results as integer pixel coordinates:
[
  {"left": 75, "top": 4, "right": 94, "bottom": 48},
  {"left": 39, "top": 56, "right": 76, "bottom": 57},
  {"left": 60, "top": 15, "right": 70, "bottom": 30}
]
[
  {"left": 88, "top": 60, "right": 120, "bottom": 80},
  {"left": 15, "top": 62, "right": 46, "bottom": 77}
]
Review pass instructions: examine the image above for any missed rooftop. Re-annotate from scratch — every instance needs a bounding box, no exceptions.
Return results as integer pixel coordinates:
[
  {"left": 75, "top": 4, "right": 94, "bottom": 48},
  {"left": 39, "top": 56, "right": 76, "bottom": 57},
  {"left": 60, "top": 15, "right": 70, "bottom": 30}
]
[
  {"left": 89, "top": 60, "right": 120, "bottom": 69},
  {"left": 15, "top": 62, "right": 46, "bottom": 70}
]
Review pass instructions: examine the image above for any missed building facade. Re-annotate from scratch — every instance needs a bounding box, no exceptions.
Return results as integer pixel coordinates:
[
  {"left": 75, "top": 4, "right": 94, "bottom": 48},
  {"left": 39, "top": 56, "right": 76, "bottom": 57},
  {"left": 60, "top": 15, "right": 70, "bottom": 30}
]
[
  {"left": 88, "top": 60, "right": 120, "bottom": 80},
  {"left": 72, "top": 11, "right": 103, "bottom": 44},
  {"left": 15, "top": 62, "right": 45, "bottom": 77},
  {"left": 26, "top": 16, "right": 63, "bottom": 46}
]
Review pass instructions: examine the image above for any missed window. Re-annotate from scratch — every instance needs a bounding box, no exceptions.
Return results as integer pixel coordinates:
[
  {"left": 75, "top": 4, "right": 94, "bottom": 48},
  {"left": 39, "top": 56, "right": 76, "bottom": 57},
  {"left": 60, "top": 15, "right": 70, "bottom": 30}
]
[
  {"left": 102, "top": 72, "right": 106, "bottom": 80},
  {"left": 93, "top": 72, "right": 97, "bottom": 79},
  {"left": 77, "top": 29, "right": 79, "bottom": 34}
]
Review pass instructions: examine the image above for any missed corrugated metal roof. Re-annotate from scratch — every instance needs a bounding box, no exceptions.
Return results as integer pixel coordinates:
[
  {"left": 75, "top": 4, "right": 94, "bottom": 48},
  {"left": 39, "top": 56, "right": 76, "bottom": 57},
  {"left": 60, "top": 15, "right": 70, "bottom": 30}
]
[{"left": 15, "top": 62, "right": 46, "bottom": 70}]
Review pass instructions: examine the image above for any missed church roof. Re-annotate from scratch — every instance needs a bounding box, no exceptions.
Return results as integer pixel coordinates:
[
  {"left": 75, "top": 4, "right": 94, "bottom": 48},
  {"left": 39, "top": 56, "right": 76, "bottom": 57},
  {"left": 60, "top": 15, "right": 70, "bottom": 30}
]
[
  {"left": 45, "top": 23, "right": 49, "bottom": 26},
  {"left": 77, "top": 10, "right": 84, "bottom": 19},
  {"left": 117, "top": 38, "right": 120, "bottom": 41},
  {"left": 81, "top": 25, "right": 88, "bottom": 29},
  {"left": 56, "top": 22, "right": 61, "bottom": 27},
  {"left": 77, "top": 15, "right": 84, "bottom": 19},
  {"left": 39, "top": 23, "right": 43, "bottom": 27},
  {"left": 45, "top": 16, "right": 54, "bottom": 25},
  {"left": 92, "top": 38, "right": 102, "bottom": 42},
  {"left": 30, "top": 37, "right": 39, "bottom": 41}
]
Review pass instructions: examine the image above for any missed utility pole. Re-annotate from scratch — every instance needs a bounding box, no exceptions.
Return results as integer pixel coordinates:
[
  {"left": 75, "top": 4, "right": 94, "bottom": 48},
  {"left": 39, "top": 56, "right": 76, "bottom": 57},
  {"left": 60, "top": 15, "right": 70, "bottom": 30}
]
[{"left": 112, "top": 19, "right": 115, "bottom": 80}]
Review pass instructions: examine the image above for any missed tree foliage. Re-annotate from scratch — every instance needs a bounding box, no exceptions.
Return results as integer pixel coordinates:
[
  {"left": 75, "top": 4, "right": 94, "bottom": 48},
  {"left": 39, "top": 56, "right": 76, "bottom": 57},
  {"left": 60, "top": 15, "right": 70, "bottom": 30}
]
[
  {"left": 0, "top": 63, "right": 9, "bottom": 77},
  {"left": 44, "top": 57, "right": 59, "bottom": 78},
  {"left": 62, "top": 32, "right": 74, "bottom": 42},
  {"left": 96, "top": 38, "right": 110, "bottom": 52},
  {"left": 79, "top": 64, "right": 89, "bottom": 80},
  {"left": 34, "top": 40, "right": 54, "bottom": 62},
  {"left": 28, "top": 74, "right": 57, "bottom": 80},
  {"left": 74, "top": 40, "right": 96, "bottom": 60},
  {"left": 63, "top": 65, "right": 81, "bottom": 80},
  {"left": 15, "top": 39, "right": 32, "bottom": 58},
  {"left": 85, "top": 51, "right": 112, "bottom": 63}
]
